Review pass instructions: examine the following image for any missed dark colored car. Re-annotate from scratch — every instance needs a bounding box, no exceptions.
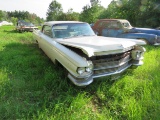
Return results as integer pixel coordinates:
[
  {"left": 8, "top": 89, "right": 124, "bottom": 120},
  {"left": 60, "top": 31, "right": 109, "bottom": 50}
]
[
  {"left": 92, "top": 19, "right": 160, "bottom": 45},
  {"left": 16, "top": 20, "right": 38, "bottom": 32}
]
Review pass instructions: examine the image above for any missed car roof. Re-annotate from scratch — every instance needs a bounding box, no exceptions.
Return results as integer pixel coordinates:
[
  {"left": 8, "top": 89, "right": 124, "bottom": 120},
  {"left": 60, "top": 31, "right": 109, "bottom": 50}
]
[
  {"left": 98, "top": 19, "right": 129, "bottom": 22},
  {"left": 44, "top": 21, "right": 85, "bottom": 26}
]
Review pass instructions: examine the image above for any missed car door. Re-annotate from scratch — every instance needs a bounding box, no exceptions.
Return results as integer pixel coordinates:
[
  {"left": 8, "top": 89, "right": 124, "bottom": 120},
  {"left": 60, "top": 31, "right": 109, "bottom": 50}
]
[{"left": 39, "top": 25, "right": 57, "bottom": 61}]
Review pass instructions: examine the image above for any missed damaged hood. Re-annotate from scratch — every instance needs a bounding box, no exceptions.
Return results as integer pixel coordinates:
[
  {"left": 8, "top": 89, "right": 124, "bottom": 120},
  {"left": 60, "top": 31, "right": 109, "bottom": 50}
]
[{"left": 57, "top": 36, "right": 136, "bottom": 57}]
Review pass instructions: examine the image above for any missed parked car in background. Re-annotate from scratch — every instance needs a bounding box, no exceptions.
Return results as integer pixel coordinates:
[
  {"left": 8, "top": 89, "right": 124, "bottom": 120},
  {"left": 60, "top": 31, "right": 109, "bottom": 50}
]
[
  {"left": 16, "top": 20, "right": 38, "bottom": 32},
  {"left": 33, "top": 21, "right": 146, "bottom": 86},
  {"left": 92, "top": 19, "right": 160, "bottom": 45},
  {"left": 0, "top": 21, "right": 13, "bottom": 26}
]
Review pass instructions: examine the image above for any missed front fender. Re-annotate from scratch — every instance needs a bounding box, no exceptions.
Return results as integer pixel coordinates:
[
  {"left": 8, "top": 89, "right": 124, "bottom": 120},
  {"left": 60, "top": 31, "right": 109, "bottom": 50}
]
[
  {"left": 35, "top": 32, "right": 90, "bottom": 77},
  {"left": 117, "top": 33, "right": 156, "bottom": 44}
]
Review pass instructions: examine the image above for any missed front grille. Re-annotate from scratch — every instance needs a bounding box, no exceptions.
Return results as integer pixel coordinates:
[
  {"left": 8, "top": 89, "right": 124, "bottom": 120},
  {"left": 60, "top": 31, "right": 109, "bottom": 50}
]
[{"left": 92, "top": 51, "right": 132, "bottom": 78}]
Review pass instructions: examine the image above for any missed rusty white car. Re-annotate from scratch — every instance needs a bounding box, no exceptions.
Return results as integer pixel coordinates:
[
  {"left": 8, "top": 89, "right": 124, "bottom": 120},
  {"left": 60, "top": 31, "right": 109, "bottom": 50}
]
[{"left": 33, "top": 21, "right": 146, "bottom": 86}]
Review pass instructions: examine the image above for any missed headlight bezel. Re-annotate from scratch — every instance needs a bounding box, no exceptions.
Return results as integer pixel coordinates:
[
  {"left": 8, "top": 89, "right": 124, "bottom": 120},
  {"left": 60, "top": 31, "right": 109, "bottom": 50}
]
[
  {"left": 86, "top": 63, "right": 93, "bottom": 72},
  {"left": 131, "top": 46, "right": 145, "bottom": 60},
  {"left": 77, "top": 62, "right": 93, "bottom": 76},
  {"left": 131, "top": 50, "right": 142, "bottom": 60}
]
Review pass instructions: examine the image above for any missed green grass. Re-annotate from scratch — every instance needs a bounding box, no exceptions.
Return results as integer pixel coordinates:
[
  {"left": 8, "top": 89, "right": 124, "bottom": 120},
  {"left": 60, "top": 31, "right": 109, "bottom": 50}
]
[{"left": 0, "top": 25, "right": 160, "bottom": 120}]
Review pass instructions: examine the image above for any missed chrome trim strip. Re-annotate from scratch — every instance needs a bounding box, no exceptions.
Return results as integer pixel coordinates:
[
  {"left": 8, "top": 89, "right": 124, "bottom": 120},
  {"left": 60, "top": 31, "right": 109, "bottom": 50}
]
[
  {"left": 68, "top": 74, "right": 93, "bottom": 86},
  {"left": 93, "top": 64, "right": 132, "bottom": 78}
]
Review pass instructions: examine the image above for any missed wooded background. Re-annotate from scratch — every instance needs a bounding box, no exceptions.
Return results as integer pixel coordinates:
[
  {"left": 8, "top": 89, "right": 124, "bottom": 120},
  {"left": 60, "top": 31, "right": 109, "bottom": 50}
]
[{"left": 0, "top": 0, "right": 160, "bottom": 27}]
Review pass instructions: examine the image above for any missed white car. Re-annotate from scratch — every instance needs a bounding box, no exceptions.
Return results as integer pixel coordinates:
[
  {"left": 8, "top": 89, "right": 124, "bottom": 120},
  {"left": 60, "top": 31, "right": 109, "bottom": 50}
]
[{"left": 33, "top": 21, "right": 146, "bottom": 86}]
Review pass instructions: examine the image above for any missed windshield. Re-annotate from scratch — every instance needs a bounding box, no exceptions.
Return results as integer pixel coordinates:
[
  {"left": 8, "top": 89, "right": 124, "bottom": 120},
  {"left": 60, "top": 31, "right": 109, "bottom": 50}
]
[
  {"left": 52, "top": 23, "right": 95, "bottom": 38},
  {"left": 19, "top": 21, "right": 34, "bottom": 27},
  {"left": 25, "top": 22, "right": 34, "bottom": 26},
  {"left": 121, "top": 21, "right": 132, "bottom": 28}
]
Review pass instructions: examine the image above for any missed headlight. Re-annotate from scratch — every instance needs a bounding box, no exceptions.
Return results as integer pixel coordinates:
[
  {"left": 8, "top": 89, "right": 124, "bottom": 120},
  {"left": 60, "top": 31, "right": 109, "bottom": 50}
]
[
  {"left": 86, "top": 67, "right": 91, "bottom": 72},
  {"left": 136, "top": 51, "right": 141, "bottom": 59},
  {"left": 131, "top": 50, "right": 142, "bottom": 60},
  {"left": 77, "top": 67, "right": 85, "bottom": 75},
  {"left": 77, "top": 61, "right": 93, "bottom": 75},
  {"left": 77, "top": 65, "right": 93, "bottom": 75},
  {"left": 86, "top": 64, "right": 93, "bottom": 72},
  {"left": 131, "top": 46, "right": 146, "bottom": 60},
  {"left": 85, "top": 67, "right": 92, "bottom": 72}
]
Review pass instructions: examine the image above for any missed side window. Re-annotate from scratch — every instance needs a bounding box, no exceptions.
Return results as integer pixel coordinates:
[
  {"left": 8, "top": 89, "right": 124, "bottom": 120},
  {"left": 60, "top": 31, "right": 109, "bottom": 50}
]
[
  {"left": 108, "top": 21, "right": 119, "bottom": 29},
  {"left": 42, "top": 25, "right": 53, "bottom": 37},
  {"left": 98, "top": 22, "right": 103, "bottom": 27},
  {"left": 102, "top": 21, "right": 110, "bottom": 28},
  {"left": 117, "top": 22, "right": 122, "bottom": 28},
  {"left": 97, "top": 22, "right": 103, "bottom": 28}
]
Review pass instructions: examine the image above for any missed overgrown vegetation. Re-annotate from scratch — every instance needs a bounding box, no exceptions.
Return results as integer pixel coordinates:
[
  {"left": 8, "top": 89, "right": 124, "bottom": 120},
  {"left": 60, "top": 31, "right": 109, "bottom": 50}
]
[
  {"left": 101, "top": 0, "right": 160, "bottom": 27},
  {"left": 0, "top": 25, "right": 160, "bottom": 119},
  {"left": 46, "top": 0, "right": 160, "bottom": 28}
]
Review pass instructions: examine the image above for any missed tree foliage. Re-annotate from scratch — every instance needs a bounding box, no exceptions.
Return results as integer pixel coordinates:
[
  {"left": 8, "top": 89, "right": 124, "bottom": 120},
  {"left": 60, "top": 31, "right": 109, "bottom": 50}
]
[
  {"left": 46, "top": 0, "right": 80, "bottom": 21},
  {"left": 100, "top": 0, "right": 160, "bottom": 27},
  {"left": 45, "top": 0, "right": 160, "bottom": 27},
  {"left": 46, "top": 0, "right": 63, "bottom": 21},
  {"left": 1, "top": 0, "right": 159, "bottom": 28},
  {"left": 58, "top": 9, "right": 79, "bottom": 21},
  {"left": 8, "top": 11, "right": 44, "bottom": 25},
  {"left": 0, "top": 10, "right": 44, "bottom": 25},
  {"left": 0, "top": 10, "right": 8, "bottom": 21},
  {"left": 79, "top": 0, "right": 105, "bottom": 23}
]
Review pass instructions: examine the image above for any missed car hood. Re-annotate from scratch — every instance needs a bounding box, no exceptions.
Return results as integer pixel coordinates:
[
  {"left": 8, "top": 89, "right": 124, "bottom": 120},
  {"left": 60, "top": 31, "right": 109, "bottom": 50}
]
[
  {"left": 57, "top": 36, "right": 136, "bottom": 57},
  {"left": 131, "top": 27, "right": 160, "bottom": 36}
]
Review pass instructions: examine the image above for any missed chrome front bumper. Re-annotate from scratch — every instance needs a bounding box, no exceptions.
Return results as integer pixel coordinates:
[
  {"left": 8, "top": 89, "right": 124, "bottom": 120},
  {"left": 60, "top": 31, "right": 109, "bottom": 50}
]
[
  {"left": 153, "top": 43, "right": 160, "bottom": 46},
  {"left": 68, "top": 60, "right": 143, "bottom": 87}
]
